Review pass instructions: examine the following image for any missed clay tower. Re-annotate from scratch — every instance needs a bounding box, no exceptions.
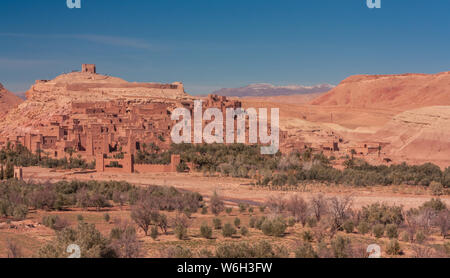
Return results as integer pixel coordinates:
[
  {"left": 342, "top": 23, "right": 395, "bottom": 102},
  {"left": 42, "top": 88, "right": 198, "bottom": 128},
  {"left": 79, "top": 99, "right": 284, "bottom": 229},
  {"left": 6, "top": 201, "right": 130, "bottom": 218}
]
[{"left": 82, "top": 64, "right": 96, "bottom": 74}]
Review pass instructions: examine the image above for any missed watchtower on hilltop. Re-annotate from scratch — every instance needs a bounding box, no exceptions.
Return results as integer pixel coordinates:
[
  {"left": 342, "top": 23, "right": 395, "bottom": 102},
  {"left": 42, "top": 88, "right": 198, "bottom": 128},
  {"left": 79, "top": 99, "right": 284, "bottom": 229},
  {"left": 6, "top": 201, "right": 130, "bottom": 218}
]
[{"left": 82, "top": 64, "right": 96, "bottom": 74}]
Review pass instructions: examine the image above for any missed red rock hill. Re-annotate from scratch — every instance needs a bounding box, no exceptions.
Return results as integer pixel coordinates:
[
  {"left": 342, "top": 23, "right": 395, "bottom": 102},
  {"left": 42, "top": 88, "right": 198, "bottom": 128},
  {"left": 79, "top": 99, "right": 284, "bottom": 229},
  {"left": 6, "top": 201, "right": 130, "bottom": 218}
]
[{"left": 310, "top": 72, "right": 450, "bottom": 111}]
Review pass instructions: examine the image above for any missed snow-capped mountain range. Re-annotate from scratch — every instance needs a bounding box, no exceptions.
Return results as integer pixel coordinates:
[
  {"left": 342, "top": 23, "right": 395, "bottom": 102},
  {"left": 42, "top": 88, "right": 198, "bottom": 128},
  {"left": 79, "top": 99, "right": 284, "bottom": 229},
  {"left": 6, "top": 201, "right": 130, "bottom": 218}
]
[{"left": 212, "top": 83, "right": 334, "bottom": 97}]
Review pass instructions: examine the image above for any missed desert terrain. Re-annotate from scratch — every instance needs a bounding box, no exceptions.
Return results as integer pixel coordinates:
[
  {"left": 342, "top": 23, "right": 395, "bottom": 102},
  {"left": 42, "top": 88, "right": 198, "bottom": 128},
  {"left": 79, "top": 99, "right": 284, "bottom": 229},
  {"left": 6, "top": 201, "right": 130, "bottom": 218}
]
[
  {"left": 21, "top": 167, "right": 450, "bottom": 210},
  {"left": 0, "top": 69, "right": 449, "bottom": 259},
  {"left": 241, "top": 71, "right": 450, "bottom": 167}
]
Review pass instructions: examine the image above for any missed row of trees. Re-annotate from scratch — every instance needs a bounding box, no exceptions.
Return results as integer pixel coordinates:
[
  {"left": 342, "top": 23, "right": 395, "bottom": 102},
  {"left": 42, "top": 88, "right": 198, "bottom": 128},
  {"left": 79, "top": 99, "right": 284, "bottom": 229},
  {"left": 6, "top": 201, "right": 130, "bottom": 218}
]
[
  {"left": 0, "top": 143, "right": 95, "bottom": 170},
  {"left": 0, "top": 179, "right": 203, "bottom": 221},
  {"left": 132, "top": 143, "right": 450, "bottom": 188}
]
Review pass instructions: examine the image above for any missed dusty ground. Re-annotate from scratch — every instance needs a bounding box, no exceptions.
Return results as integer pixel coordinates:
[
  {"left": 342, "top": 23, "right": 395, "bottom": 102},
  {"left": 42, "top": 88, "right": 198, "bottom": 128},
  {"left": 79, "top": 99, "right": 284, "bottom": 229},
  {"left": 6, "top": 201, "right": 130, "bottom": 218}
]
[
  {"left": 1, "top": 194, "right": 447, "bottom": 258},
  {"left": 23, "top": 167, "right": 450, "bottom": 210},
  {"left": 0, "top": 166, "right": 447, "bottom": 258}
]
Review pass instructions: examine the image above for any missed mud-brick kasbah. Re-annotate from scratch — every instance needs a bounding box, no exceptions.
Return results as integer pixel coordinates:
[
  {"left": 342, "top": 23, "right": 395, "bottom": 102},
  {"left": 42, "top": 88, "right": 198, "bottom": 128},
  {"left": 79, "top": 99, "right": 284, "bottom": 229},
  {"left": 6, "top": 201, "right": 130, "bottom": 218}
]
[{"left": 0, "top": 64, "right": 288, "bottom": 174}]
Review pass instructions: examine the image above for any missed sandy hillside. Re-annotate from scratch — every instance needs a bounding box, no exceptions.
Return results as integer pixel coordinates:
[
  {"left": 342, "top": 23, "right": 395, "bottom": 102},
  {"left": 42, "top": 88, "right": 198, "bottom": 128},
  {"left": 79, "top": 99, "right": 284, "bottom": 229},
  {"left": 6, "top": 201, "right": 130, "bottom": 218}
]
[
  {"left": 0, "top": 72, "right": 191, "bottom": 137},
  {"left": 0, "top": 83, "right": 23, "bottom": 118},
  {"left": 240, "top": 72, "right": 450, "bottom": 167},
  {"left": 372, "top": 106, "right": 450, "bottom": 166},
  {"left": 311, "top": 72, "right": 450, "bottom": 111}
]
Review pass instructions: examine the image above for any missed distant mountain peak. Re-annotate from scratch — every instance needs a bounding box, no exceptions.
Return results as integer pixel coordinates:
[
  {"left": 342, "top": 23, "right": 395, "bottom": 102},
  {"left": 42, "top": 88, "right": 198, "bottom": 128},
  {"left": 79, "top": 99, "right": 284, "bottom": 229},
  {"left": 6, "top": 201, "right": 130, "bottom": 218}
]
[{"left": 212, "top": 83, "right": 334, "bottom": 97}]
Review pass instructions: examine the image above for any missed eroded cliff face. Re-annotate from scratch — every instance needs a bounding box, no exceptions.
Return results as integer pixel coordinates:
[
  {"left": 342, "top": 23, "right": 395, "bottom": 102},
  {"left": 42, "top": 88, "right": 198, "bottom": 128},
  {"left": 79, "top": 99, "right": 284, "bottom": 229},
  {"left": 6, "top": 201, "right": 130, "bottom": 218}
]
[
  {"left": 373, "top": 106, "right": 450, "bottom": 165},
  {"left": 310, "top": 72, "right": 450, "bottom": 111},
  {"left": 0, "top": 83, "right": 23, "bottom": 118},
  {"left": 0, "top": 72, "right": 191, "bottom": 137}
]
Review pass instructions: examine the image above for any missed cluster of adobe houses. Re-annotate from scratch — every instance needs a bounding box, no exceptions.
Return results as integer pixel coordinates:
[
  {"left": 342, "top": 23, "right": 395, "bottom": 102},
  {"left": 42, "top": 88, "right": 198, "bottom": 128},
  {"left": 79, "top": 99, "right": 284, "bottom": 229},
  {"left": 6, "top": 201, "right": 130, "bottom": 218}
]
[
  {"left": 0, "top": 64, "right": 389, "bottom": 175},
  {"left": 0, "top": 95, "right": 245, "bottom": 174},
  {"left": 281, "top": 129, "right": 388, "bottom": 166},
  {"left": 0, "top": 65, "right": 279, "bottom": 173}
]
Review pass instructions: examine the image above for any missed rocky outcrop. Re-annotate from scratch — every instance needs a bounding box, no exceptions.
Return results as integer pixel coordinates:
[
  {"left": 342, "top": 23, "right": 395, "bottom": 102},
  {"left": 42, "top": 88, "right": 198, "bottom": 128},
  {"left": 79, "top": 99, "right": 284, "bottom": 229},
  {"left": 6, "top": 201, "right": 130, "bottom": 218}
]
[
  {"left": 373, "top": 106, "right": 450, "bottom": 165},
  {"left": 311, "top": 72, "right": 450, "bottom": 111},
  {"left": 0, "top": 70, "right": 192, "bottom": 137}
]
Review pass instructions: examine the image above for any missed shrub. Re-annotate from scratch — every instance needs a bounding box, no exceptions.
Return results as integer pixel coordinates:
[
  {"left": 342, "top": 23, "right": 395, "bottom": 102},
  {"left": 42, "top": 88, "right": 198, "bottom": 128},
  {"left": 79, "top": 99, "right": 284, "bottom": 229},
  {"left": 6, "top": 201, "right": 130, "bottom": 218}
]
[
  {"left": 255, "top": 216, "right": 267, "bottom": 230},
  {"left": 400, "top": 231, "right": 410, "bottom": 242},
  {"left": 249, "top": 216, "right": 257, "bottom": 228},
  {"left": 38, "top": 222, "right": 113, "bottom": 258},
  {"left": 77, "top": 214, "right": 84, "bottom": 222},
  {"left": 197, "top": 248, "right": 214, "bottom": 258},
  {"left": 286, "top": 195, "right": 309, "bottom": 226},
  {"left": 259, "top": 206, "right": 266, "bottom": 213},
  {"left": 329, "top": 196, "right": 353, "bottom": 232},
  {"left": 261, "top": 218, "right": 286, "bottom": 237},
  {"left": 213, "top": 218, "right": 222, "bottom": 230},
  {"left": 175, "top": 224, "right": 188, "bottom": 240},
  {"left": 239, "top": 203, "right": 247, "bottom": 213},
  {"left": 201, "top": 207, "right": 208, "bottom": 215},
  {"left": 444, "top": 242, "right": 450, "bottom": 255},
  {"left": 215, "top": 241, "right": 287, "bottom": 258},
  {"left": 360, "top": 203, "right": 404, "bottom": 226},
  {"left": 42, "top": 215, "right": 69, "bottom": 231},
  {"left": 161, "top": 246, "right": 193, "bottom": 258},
  {"left": 386, "top": 224, "right": 398, "bottom": 239},
  {"left": 415, "top": 231, "right": 426, "bottom": 244},
  {"left": 6, "top": 239, "right": 22, "bottom": 258},
  {"left": 386, "top": 240, "right": 402, "bottom": 255},
  {"left": 12, "top": 205, "right": 28, "bottom": 221},
  {"left": 430, "top": 181, "right": 445, "bottom": 196},
  {"left": 90, "top": 193, "right": 111, "bottom": 211},
  {"left": 222, "top": 223, "right": 237, "bottom": 238},
  {"left": 110, "top": 227, "right": 123, "bottom": 240},
  {"left": 103, "top": 213, "right": 110, "bottom": 223},
  {"left": 150, "top": 226, "right": 158, "bottom": 240},
  {"left": 357, "top": 221, "right": 370, "bottom": 235},
  {"left": 287, "top": 217, "right": 296, "bottom": 227},
  {"left": 210, "top": 191, "right": 224, "bottom": 215},
  {"left": 234, "top": 217, "right": 241, "bottom": 228},
  {"left": 200, "top": 223, "right": 213, "bottom": 239},
  {"left": 343, "top": 220, "right": 354, "bottom": 233},
  {"left": 420, "top": 198, "right": 447, "bottom": 212},
  {"left": 331, "top": 236, "right": 352, "bottom": 258},
  {"left": 302, "top": 230, "right": 314, "bottom": 242},
  {"left": 225, "top": 207, "right": 232, "bottom": 214},
  {"left": 295, "top": 242, "right": 318, "bottom": 258},
  {"left": 248, "top": 207, "right": 254, "bottom": 214},
  {"left": 436, "top": 210, "right": 449, "bottom": 238},
  {"left": 109, "top": 223, "right": 141, "bottom": 258},
  {"left": 311, "top": 194, "right": 328, "bottom": 222},
  {"left": 372, "top": 224, "right": 385, "bottom": 238},
  {"left": 240, "top": 226, "right": 249, "bottom": 236},
  {"left": 306, "top": 217, "right": 317, "bottom": 228}
]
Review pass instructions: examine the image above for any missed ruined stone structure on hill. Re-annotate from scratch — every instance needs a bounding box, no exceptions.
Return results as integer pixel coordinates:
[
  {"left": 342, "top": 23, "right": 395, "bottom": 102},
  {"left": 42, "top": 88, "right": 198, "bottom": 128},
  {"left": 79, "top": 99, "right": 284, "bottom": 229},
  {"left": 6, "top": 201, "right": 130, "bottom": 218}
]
[{"left": 82, "top": 64, "right": 96, "bottom": 74}]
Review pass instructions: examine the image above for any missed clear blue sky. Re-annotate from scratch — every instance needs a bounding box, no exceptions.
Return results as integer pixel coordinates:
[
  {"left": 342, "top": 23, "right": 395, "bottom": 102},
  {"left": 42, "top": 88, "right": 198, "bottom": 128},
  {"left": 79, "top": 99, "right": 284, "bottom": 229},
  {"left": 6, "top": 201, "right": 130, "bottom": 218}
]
[{"left": 0, "top": 0, "right": 449, "bottom": 94}]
